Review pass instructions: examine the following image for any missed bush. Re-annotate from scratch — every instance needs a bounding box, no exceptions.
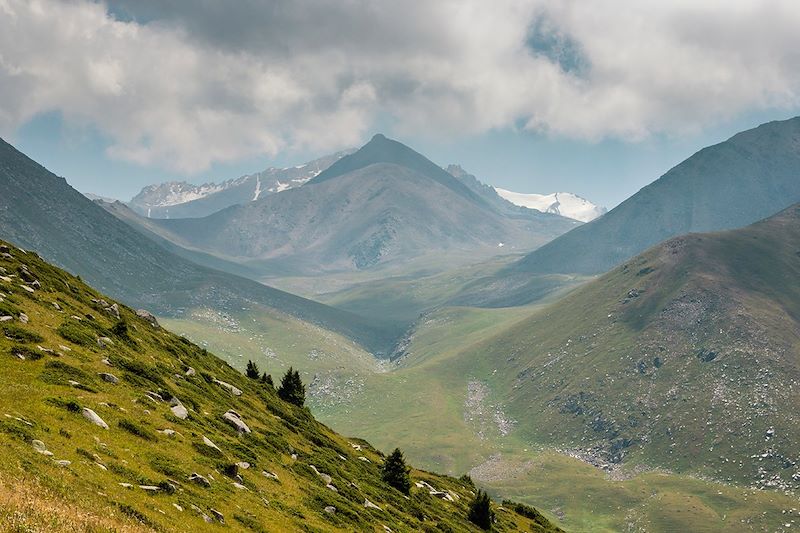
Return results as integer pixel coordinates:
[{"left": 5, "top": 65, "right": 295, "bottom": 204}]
[
  {"left": 468, "top": 490, "right": 495, "bottom": 530},
  {"left": 381, "top": 448, "right": 411, "bottom": 495},
  {"left": 118, "top": 419, "right": 156, "bottom": 441},
  {"left": 2, "top": 324, "right": 43, "bottom": 343},
  {"left": 56, "top": 321, "right": 96, "bottom": 346}
]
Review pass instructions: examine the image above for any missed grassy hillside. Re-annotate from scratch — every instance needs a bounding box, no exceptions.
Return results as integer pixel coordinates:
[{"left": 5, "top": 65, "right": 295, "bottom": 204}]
[
  {"left": 0, "top": 240, "right": 559, "bottom": 532},
  {"left": 514, "top": 116, "right": 800, "bottom": 276},
  {"left": 466, "top": 204, "right": 800, "bottom": 489}
]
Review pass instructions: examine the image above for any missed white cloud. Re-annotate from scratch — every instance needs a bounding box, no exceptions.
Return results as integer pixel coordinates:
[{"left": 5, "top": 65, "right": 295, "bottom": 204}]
[{"left": 0, "top": 0, "right": 799, "bottom": 173}]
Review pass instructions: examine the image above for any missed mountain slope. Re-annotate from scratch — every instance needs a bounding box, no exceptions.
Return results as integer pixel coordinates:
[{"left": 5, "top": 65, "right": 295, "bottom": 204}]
[
  {"left": 515, "top": 116, "right": 800, "bottom": 275},
  {"left": 129, "top": 151, "right": 351, "bottom": 219},
  {"left": 461, "top": 204, "right": 800, "bottom": 488},
  {"left": 0, "top": 244, "right": 559, "bottom": 532},
  {"left": 149, "top": 135, "right": 578, "bottom": 274},
  {"left": 0, "top": 138, "right": 395, "bottom": 353}
]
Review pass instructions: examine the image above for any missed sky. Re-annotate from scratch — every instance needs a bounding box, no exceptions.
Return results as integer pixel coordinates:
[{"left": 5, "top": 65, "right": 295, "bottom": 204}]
[{"left": 2, "top": 1, "right": 800, "bottom": 208}]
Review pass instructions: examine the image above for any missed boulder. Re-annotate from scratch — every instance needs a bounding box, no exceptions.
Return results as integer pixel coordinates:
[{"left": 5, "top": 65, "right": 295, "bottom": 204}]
[
  {"left": 324, "top": 506, "right": 336, "bottom": 514},
  {"left": 0, "top": 316, "right": 12, "bottom": 322},
  {"left": 189, "top": 473, "right": 211, "bottom": 487},
  {"left": 136, "top": 309, "right": 159, "bottom": 326},
  {"left": 82, "top": 408, "right": 108, "bottom": 429},
  {"left": 202, "top": 435, "right": 220, "bottom": 452},
  {"left": 19, "top": 312, "right": 29, "bottom": 323},
  {"left": 158, "top": 428, "right": 176, "bottom": 437},
  {"left": 364, "top": 498, "right": 382, "bottom": 510},
  {"left": 309, "top": 465, "right": 332, "bottom": 485},
  {"left": 105, "top": 303, "right": 120, "bottom": 319},
  {"left": 98, "top": 372, "right": 119, "bottom": 384},
  {"left": 210, "top": 509, "right": 225, "bottom": 524},
  {"left": 170, "top": 399, "right": 188, "bottom": 420},
  {"left": 213, "top": 378, "right": 242, "bottom": 396},
  {"left": 222, "top": 410, "right": 251, "bottom": 434},
  {"left": 54, "top": 459, "right": 71, "bottom": 467},
  {"left": 262, "top": 471, "right": 279, "bottom": 481},
  {"left": 185, "top": 367, "right": 196, "bottom": 377},
  {"left": 31, "top": 439, "right": 53, "bottom": 456},
  {"left": 96, "top": 336, "right": 114, "bottom": 348}
]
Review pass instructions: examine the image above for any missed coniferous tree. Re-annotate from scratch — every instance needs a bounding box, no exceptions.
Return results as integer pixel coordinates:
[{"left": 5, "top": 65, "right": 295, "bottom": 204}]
[
  {"left": 261, "top": 372, "right": 274, "bottom": 387},
  {"left": 381, "top": 448, "right": 411, "bottom": 494},
  {"left": 468, "top": 489, "right": 495, "bottom": 530},
  {"left": 245, "top": 359, "right": 260, "bottom": 379},
  {"left": 277, "top": 367, "right": 305, "bottom": 406}
]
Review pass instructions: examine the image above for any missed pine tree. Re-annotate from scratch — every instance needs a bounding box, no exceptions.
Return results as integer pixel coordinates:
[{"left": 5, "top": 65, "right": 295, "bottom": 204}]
[
  {"left": 468, "top": 489, "right": 495, "bottom": 530},
  {"left": 245, "top": 359, "right": 260, "bottom": 379},
  {"left": 381, "top": 448, "right": 411, "bottom": 494},
  {"left": 261, "top": 372, "right": 274, "bottom": 387},
  {"left": 277, "top": 367, "right": 305, "bottom": 406}
]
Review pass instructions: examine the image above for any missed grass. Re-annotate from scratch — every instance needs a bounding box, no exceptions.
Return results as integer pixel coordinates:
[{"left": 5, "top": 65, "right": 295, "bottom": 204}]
[{"left": 0, "top": 240, "right": 556, "bottom": 532}]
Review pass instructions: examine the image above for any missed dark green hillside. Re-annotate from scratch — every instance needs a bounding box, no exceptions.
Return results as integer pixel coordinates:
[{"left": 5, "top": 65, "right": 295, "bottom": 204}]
[
  {"left": 468, "top": 204, "right": 800, "bottom": 488},
  {"left": 0, "top": 240, "right": 559, "bottom": 532},
  {"left": 515, "top": 116, "right": 800, "bottom": 276},
  {"left": 0, "top": 138, "right": 395, "bottom": 353}
]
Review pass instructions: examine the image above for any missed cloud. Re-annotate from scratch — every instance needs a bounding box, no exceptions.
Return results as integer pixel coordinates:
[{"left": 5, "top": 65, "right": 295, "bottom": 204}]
[{"left": 1, "top": 0, "right": 799, "bottom": 172}]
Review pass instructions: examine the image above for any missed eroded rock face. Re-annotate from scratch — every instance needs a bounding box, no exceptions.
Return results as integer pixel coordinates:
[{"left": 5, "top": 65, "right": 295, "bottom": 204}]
[{"left": 82, "top": 408, "right": 108, "bottom": 429}]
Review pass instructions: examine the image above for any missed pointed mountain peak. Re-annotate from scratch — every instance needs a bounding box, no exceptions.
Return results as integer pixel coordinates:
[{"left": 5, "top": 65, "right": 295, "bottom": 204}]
[{"left": 308, "top": 134, "right": 489, "bottom": 206}]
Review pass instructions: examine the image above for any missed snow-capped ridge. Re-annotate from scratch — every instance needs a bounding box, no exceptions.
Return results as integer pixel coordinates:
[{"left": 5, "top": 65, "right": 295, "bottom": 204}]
[{"left": 494, "top": 188, "right": 606, "bottom": 222}]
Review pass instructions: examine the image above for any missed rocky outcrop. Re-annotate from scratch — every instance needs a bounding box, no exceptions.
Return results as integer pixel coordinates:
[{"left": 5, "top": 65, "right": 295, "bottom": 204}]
[{"left": 213, "top": 378, "right": 242, "bottom": 396}]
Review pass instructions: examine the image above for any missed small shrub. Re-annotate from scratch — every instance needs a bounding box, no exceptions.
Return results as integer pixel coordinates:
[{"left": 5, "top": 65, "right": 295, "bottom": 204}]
[
  {"left": 277, "top": 367, "right": 305, "bottom": 407},
  {"left": 39, "top": 360, "right": 94, "bottom": 389},
  {"left": 56, "top": 321, "right": 96, "bottom": 346},
  {"left": 2, "top": 324, "right": 43, "bottom": 343},
  {"left": 10, "top": 345, "right": 43, "bottom": 360},
  {"left": 45, "top": 397, "right": 82, "bottom": 413},
  {"left": 118, "top": 419, "right": 156, "bottom": 441}
]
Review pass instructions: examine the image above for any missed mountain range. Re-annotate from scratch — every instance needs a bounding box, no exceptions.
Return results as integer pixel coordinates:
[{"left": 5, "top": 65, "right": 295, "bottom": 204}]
[
  {"left": 0, "top": 138, "right": 394, "bottom": 353},
  {"left": 129, "top": 151, "right": 353, "bottom": 219},
  {"left": 514, "top": 116, "right": 800, "bottom": 275},
  {"left": 141, "top": 134, "right": 579, "bottom": 274}
]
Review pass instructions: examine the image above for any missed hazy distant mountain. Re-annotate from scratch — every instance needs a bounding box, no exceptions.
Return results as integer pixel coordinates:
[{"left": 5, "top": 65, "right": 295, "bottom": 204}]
[
  {"left": 129, "top": 150, "right": 352, "bottom": 219},
  {"left": 148, "top": 134, "right": 579, "bottom": 274},
  {"left": 0, "top": 137, "right": 394, "bottom": 353},
  {"left": 494, "top": 188, "right": 606, "bottom": 222},
  {"left": 514, "top": 117, "right": 800, "bottom": 275}
]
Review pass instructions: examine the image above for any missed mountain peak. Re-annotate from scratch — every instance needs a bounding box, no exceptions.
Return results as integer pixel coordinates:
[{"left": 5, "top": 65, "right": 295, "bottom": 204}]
[{"left": 309, "top": 134, "right": 490, "bottom": 207}]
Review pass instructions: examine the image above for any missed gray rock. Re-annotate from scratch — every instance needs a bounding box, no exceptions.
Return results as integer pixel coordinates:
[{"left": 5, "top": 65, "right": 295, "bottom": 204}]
[
  {"left": 170, "top": 399, "right": 188, "bottom": 420},
  {"left": 0, "top": 316, "right": 13, "bottom": 322},
  {"left": 118, "top": 483, "right": 133, "bottom": 489},
  {"left": 324, "top": 506, "right": 336, "bottom": 514},
  {"left": 54, "top": 459, "right": 71, "bottom": 467},
  {"left": 98, "top": 372, "right": 119, "bottom": 384},
  {"left": 96, "top": 336, "right": 114, "bottom": 348},
  {"left": 101, "top": 358, "right": 112, "bottom": 366},
  {"left": 213, "top": 378, "right": 242, "bottom": 396},
  {"left": 262, "top": 471, "right": 279, "bottom": 481},
  {"left": 222, "top": 410, "right": 251, "bottom": 434},
  {"left": 202, "top": 435, "right": 220, "bottom": 451},
  {"left": 189, "top": 473, "right": 211, "bottom": 487},
  {"left": 31, "top": 440, "right": 53, "bottom": 456},
  {"left": 81, "top": 408, "right": 109, "bottom": 429},
  {"left": 19, "top": 312, "right": 29, "bottom": 323},
  {"left": 185, "top": 366, "right": 196, "bottom": 377},
  {"left": 105, "top": 303, "right": 120, "bottom": 319},
  {"left": 309, "top": 465, "right": 332, "bottom": 484},
  {"left": 139, "top": 485, "right": 160, "bottom": 492},
  {"left": 136, "top": 309, "right": 159, "bottom": 326},
  {"left": 364, "top": 498, "right": 382, "bottom": 510},
  {"left": 210, "top": 509, "right": 225, "bottom": 523},
  {"left": 158, "top": 428, "right": 176, "bottom": 436},
  {"left": 236, "top": 461, "right": 250, "bottom": 470}
]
